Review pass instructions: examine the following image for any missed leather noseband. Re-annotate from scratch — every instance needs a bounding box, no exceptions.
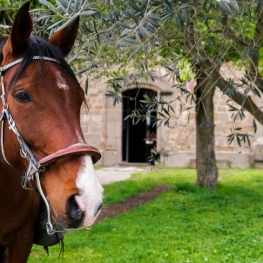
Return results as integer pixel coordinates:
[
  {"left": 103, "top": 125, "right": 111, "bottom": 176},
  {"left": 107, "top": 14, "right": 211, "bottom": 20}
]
[{"left": 40, "top": 144, "right": 101, "bottom": 167}]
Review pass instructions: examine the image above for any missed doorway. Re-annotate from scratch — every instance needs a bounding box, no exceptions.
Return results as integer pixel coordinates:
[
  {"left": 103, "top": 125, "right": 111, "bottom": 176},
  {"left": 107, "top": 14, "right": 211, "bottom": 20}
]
[{"left": 122, "top": 88, "right": 157, "bottom": 163}]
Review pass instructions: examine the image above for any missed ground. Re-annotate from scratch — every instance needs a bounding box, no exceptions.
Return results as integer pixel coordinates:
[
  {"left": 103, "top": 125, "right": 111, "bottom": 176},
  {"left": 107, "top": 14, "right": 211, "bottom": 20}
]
[{"left": 96, "top": 185, "right": 171, "bottom": 222}]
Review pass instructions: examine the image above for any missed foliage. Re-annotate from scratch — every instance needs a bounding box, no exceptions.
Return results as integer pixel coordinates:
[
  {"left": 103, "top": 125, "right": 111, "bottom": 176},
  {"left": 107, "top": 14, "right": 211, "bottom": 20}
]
[
  {"left": 2, "top": 1, "right": 262, "bottom": 143},
  {"left": 28, "top": 168, "right": 263, "bottom": 262},
  {"left": 2, "top": 1, "right": 263, "bottom": 187},
  {"left": 0, "top": 1, "right": 40, "bottom": 41},
  {"left": 0, "top": 0, "right": 21, "bottom": 40},
  {"left": 29, "top": 1, "right": 263, "bottom": 162}
]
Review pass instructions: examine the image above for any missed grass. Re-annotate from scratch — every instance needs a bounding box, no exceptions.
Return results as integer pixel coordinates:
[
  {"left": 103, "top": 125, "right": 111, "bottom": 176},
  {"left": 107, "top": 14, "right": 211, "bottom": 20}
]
[
  {"left": 28, "top": 168, "right": 263, "bottom": 263},
  {"left": 102, "top": 179, "right": 156, "bottom": 205}
]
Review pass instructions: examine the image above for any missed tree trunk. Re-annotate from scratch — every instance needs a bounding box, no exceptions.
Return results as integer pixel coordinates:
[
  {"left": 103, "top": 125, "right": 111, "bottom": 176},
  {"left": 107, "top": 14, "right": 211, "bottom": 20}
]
[{"left": 195, "top": 69, "right": 218, "bottom": 190}]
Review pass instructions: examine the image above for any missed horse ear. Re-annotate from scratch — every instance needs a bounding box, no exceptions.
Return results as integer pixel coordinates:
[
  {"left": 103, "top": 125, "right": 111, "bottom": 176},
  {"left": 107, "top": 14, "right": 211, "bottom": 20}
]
[
  {"left": 49, "top": 17, "right": 79, "bottom": 57},
  {"left": 4, "top": 1, "right": 32, "bottom": 56}
]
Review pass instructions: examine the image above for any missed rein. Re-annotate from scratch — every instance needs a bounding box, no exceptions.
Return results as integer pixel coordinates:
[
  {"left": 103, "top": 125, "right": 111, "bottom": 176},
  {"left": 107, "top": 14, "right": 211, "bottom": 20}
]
[{"left": 0, "top": 56, "right": 101, "bottom": 235}]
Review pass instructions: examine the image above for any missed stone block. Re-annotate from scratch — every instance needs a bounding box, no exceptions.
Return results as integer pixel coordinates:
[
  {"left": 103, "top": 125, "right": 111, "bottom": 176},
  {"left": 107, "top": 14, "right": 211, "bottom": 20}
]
[
  {"left": 103, "top": 149, "right": 118, "bottom": 166},
  {"left": 189, "top": 159, "right": 230, "bottom": 168},
  {"left": 219, "top": 113, "right": 230, "bottom": 121}
]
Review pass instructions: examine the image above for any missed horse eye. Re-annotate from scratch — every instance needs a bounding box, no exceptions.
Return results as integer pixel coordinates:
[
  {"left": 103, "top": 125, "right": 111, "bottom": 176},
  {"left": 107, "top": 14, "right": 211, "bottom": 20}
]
[{"left": 14, "top": 91, "right": 31, "bottom": 103}]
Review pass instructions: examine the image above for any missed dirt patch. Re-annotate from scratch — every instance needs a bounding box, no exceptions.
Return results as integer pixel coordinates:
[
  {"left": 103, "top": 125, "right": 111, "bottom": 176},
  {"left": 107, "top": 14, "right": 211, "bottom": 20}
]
[{"left": 96, "top": 185, "right": 171, "bottom": 222}]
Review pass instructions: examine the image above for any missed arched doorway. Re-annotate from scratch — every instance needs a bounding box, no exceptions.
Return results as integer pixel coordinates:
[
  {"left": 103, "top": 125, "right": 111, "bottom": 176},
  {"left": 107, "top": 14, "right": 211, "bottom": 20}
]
[{"left": 122, "top": 88, "right": 157, "bottom": 163}]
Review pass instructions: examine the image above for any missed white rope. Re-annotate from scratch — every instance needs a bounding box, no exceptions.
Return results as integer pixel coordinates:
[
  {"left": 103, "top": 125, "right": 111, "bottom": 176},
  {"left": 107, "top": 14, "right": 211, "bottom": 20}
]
[{"left": 1, "top": 119, "right": 12, "bottom": 166}]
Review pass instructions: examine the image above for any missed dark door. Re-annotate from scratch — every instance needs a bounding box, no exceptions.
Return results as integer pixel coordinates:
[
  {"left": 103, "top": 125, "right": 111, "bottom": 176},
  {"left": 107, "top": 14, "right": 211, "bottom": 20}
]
[{"left": 122, "top": 88, "right": 157, "bottom": 163}]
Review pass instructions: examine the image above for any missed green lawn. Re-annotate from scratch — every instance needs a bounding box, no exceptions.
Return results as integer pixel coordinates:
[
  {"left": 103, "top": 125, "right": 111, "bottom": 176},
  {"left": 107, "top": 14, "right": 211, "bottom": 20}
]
[{"left": 28, "top": 168, "right": 263, "bottom": 263}]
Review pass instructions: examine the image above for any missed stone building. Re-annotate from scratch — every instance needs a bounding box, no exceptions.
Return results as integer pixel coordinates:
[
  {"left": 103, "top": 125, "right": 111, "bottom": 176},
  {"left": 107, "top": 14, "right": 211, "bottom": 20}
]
[{"left": 80, "top": 65, "right": 263, "bottom": 168}]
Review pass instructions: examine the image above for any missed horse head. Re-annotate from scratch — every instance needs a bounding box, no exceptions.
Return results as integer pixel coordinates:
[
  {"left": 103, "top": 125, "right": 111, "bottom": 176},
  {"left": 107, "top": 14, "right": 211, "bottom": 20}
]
[{"left": 0, "top": 1, "right": 103, "bottom": 235}]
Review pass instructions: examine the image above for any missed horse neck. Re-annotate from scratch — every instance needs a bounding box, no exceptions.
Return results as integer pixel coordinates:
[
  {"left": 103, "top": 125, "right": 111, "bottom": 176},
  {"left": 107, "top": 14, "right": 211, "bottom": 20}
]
[
  {"left": 0, "top": 165, "right": 24, "bottom": 197},
  {"left": 0, "top": 164, "right": 40, "bottom": 230}
]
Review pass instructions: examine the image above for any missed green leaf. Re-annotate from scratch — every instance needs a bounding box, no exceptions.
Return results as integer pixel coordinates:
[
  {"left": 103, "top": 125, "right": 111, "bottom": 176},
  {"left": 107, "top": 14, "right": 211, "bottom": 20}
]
[
  {"left": 129, "top": 10, "right": 139, "bottom": 24},
  {"left": 56, "top": 15, "right": 79, "bottom": 31},
  {"left": 73, "top": 0, "right": 79, "bottom": 13},
  {"left": 148, "top": 17, "right": 160, "bottom": 27},
  {"left": 164, "top": 119, "right": 170, "bottom": 126},
  {"left": 162, "top": 107, "right": 170, "bottom": 116},
  {"left": 160, "top": 12, "right": 173, "bottom": 22},
  {"left": 77, "top": 57, "right": 92, "bottom": 61},
  {"left": 85, "top": 78, "right": 88, "bottom": 94},
  {"left": 128, "top": 46, "right": 141, "bottom": 61},
  {"left": 229, "top": 0, "right": 239, "bottom": 12},
  {"left": 80, "top": 10, "right": 98, "bottom": 16},
  {"left": 56, "top": 0, "right": 67, "bottom": 13},
  {"left": 117, "top": 40, "right": 133, "bottom": 47},
  {"left": 121, "top": 10, "right": 132, "bottom": 19},
  {"left": 75, "top": 68, "right": 88, "bottom": 75},
  {"left": 140, "top": 25, "right": 152, "bottom": 37},
  {"left": 179, "top": 3, "right": 190, "bottom": 9},
  {"left": 129, "top": 1, "right": 142, "bottom": 13},
  {"left": 47, "top": 20, "right": 63, "bottom": 30},
  {"left": 125, "top": 37, "right": 139, "bottom": 44},
  {"left": 81, "top": 21, "right": 93, "bottom": 34},
  {"left": 217, "top": 1, "right": 233, "bottom": 15},
  {"left": 247, "top": 135, "right": 251, "bottom": 146},
  {"left": 253, "top": 119, "right": 257, "bottom": 133},
  {"left": 135, "top": 32, "right": 142, "bottom": 43},
  {"left": 116, "top": 21, "right": 132, "bottom": 29},
  {"left": 251, "top": 87, "right": 261, "bottom": 98},
  {"left": 39, "top": 0, "right": 57, "bottom": 11},
  {"left": 151, "top": 1, "right": 164, "bottom": 7},
  {"left": 237, "top": 136, "right": 241, "bottom": 147}
]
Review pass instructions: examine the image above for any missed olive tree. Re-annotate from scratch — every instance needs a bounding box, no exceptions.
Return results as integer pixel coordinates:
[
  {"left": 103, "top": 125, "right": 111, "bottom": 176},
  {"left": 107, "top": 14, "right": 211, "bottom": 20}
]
[{"left": 3, "top": 0, "right": 263, "bottom": 189}]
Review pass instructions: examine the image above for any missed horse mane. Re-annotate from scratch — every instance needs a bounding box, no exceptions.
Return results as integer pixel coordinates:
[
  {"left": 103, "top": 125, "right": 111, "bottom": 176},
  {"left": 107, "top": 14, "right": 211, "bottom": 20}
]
[{"left": 0, "top": 35, "right": 81, "bottom": 92}]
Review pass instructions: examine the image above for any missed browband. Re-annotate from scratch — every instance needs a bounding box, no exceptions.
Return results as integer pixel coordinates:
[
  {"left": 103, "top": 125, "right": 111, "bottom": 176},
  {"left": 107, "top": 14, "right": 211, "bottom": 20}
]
[{"left": 0, "top": 56, "right": 60, "bottom": 72}]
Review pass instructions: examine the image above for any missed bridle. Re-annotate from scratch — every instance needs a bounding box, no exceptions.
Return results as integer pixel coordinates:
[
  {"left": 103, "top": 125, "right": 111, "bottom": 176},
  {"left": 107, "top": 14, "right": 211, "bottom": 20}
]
[{"left": 0, "top": 56, "right": 101, "bottom": 235}]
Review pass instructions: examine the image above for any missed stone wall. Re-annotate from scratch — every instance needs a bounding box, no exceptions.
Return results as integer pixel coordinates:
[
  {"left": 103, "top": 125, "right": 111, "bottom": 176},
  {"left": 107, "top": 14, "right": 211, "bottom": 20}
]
[{"left": 80, "top": 65, "right": 262, "bottom": 168}]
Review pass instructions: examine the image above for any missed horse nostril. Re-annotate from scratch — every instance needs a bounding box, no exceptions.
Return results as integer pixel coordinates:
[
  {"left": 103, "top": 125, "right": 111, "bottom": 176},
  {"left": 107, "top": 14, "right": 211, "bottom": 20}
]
[
  {"left": 66, "top": 195, "right": 85, "bottom": 225},
  {"left": 94, "top": 202, "right": 102, "bottom": 217}
]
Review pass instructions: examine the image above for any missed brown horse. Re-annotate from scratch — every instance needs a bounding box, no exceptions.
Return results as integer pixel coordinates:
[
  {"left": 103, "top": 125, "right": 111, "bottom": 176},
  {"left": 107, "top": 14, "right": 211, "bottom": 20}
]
[{"left": 0, "top": 2, "right": 103, "bottom": 262}]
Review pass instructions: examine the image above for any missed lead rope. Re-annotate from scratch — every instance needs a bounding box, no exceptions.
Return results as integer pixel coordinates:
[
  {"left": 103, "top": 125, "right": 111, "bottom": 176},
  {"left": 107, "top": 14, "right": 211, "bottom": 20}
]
[
  {"left": 0, "top": 56, "right": 60, "bottom": 235},
  {"left": 35, "top": 171, "right": 54, "bottom": 235},
  {"left": 0, "top": 117, "right": 12, "bottom": 166}
]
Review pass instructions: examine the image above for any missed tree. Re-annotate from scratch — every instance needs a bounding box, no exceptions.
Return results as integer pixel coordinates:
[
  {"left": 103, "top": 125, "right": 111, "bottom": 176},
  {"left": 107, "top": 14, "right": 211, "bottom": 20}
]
[{"left": 3, "top": 0, "right": 263, "bottom": 190}]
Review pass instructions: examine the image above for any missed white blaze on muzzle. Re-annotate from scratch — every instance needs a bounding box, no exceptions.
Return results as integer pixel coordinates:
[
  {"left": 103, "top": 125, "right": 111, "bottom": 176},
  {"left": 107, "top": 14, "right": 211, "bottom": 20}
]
[{"left": 75, "top": 156, "right": 103, "bottom": 227}]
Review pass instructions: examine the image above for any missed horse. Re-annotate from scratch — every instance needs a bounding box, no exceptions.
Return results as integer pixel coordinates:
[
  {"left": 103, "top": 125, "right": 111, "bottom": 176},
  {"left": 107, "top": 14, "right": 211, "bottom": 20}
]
[{"left": 0, "top": 2, "right": 103, "bottom": 262}]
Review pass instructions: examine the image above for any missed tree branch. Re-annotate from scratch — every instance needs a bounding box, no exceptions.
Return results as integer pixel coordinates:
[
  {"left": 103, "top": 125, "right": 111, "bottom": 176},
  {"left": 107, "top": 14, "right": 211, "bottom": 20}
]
[
  {"left": 214, "top": 70, "right": 263, "bottom": 125},
  {"left": 247, "top": 6, "right": 263, "bottom": 92}
]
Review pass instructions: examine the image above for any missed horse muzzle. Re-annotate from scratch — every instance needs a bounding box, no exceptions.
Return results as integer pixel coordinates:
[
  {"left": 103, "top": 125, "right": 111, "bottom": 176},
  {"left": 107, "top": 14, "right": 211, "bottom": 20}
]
[{"left": 66, "top": 194, "right": 102, "bottom": 229}]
